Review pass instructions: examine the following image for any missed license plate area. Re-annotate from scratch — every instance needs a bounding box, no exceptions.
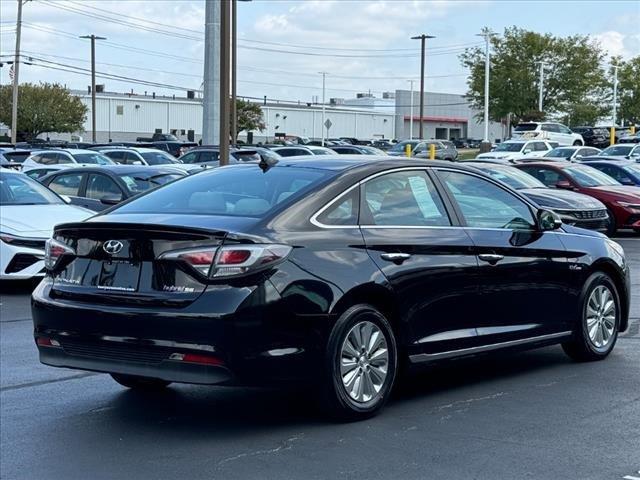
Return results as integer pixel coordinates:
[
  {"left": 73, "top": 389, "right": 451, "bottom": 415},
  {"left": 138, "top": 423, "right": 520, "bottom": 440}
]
[{"left": 97, "top": 260, "right": 141, "bottom": 292}]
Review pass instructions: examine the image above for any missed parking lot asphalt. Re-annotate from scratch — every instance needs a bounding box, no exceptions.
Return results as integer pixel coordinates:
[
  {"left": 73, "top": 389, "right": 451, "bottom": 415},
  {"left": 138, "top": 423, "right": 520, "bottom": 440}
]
[{"left": 1, "top": 235, "right": 638, "bottom": 480}]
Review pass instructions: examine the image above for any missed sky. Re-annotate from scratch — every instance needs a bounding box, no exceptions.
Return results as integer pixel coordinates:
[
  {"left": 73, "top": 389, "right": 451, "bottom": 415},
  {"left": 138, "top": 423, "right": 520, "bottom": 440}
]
[{"left": 0, "top": 0, "right": 638, "bottom": 104}]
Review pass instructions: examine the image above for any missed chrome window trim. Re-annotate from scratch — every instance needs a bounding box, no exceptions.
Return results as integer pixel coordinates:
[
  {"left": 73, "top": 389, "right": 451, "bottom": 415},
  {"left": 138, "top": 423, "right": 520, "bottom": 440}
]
[{"left": 409, "top": 331, "right": 572, "bottom": 363}]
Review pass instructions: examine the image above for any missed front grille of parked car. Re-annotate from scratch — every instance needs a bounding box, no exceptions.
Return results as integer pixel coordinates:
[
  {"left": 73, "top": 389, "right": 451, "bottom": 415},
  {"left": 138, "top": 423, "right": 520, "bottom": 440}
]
[
  {"left": 555, "top": 209, "right": 607, "bottom": 220},
  {"left": 5, "top": 253, "right": 43, "bottom": 274},
  {"left": 60, "top": 338, "right": 172, "bottom": 364}
]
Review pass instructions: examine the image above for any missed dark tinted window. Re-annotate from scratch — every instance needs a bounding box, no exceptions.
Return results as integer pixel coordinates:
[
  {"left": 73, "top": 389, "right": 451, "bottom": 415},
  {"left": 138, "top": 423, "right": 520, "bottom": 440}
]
[
  {"left": 71, "top": 153, "right": 113, "bottom": 165},
  {"left": 104, "top": 150, "right": 127, "bottom": 162},
  {"left": 514, "top": 124, "right": 538, "bottom": 132},
  {"left": 2, "top": 152, "right": 30, "bottom": 163},
  {"left": 179, "top": 152, "right": 199, "bottom": 164},
  {"left": 140, "top": 151, "right": 179, "bottom": 165},
  {"left": 114, "top": 165, "right": 331, "bottom": 217},
  {"left": 439, "top": 171, "right": 535, "bottom": 230},
  {"left": 86, "top": 174, "right": 123, "bottom": 201},
  {"left": 362, "top": 171, "right": 450, "bottom": 226},
  {"left": 518, "top": 166, "right": 564, "bottom": 187},
  {"left": 47, "top": 173, "right": 83, "bottom": 196}
]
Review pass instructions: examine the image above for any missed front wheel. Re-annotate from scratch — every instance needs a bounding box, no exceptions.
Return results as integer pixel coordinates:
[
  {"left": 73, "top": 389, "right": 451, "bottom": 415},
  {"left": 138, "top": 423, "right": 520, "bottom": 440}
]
[
  {"left": 562, "top": 272, "right": 620, "bottom": 362},
  {"left": 321, "top": 305, "right": 398, "bottom": 421},
  {"left": 573, "top": 140, "right": 583, "bottom": 146},
  {"left": 111, "top": 373, "right": 171, "bottom": 390}
]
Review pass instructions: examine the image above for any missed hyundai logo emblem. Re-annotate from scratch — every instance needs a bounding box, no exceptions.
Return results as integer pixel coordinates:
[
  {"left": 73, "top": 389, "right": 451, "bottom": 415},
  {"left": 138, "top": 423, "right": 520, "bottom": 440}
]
[{"left": 103, "top": 240, "right": 124, "bottom": 255}]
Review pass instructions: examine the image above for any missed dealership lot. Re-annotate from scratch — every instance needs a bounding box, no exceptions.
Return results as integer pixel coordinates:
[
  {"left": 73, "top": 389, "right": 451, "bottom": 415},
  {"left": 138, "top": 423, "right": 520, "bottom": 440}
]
[{"left": 1, "top": 235, "right": 638, "bottom": 480}]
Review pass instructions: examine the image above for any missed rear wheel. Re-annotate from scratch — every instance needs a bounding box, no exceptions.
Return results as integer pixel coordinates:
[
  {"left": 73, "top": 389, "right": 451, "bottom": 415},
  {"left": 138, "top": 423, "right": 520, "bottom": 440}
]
[
  {"left": 111, "top": 373, "right": 171, "bottom": 390},
  {"left": 321, "top": 305, "right": 398, "bottom": 421},
  {"left": 562, "top": 272, "right": 620, "bottom": 361},
  {"left": 573, "top": 140, "right": 583, "bottom": 146}
]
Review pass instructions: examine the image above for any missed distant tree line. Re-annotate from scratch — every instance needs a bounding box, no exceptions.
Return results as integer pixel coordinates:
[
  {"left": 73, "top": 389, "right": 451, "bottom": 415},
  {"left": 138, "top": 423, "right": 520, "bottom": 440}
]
[{"left": 460, "top": 27, "right": 640, "bottom": 128}]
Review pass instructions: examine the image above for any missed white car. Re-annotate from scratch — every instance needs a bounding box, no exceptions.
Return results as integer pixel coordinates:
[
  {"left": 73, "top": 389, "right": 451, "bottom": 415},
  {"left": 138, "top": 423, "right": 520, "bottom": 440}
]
[
  {"left": 512, "top": 122, "right": 584, "bottom": 146},
  {"left": 0, "top": 170, "right": 92, "bottom": 280},
  {"left": 543, "top": 146, "right": 602, "bottom": 161},
  {"left": 475, "top": 140, "right": 552, "bottom": 163},
  {"left": 21, "top": 149, "right": 114, "bottom": 171},
  {"left": 99, "top": 147, "right": 200, "bottom": 172},
  {"left": 598, "top": 144, "right": 640, "bottom": 160}
]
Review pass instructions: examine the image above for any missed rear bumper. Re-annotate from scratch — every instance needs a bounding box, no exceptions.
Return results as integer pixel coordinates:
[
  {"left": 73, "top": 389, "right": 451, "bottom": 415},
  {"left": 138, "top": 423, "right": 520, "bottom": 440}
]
[
  {"left": 31, "top": 277, "right": 325, "bottom": 385},
  {"left": 38, "top": 342, "right": 233, "bottom": 385}
]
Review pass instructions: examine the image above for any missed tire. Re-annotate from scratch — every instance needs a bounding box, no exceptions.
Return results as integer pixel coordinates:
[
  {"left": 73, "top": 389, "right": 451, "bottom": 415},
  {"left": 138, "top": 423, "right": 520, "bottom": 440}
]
[
  {"left": 573, "top": 140, "right": 583, "bottom": 146},
  {"left": 321, "top": 305, "right": 398, "bottom": 421},
  {"left": 562, "top": 272, "right": 620, "bottom": 362},
  {"left": 605, "top": 208, "right": 617, "bottom": 237},
  {"left": 111, "top": 373, "right": 171, "bottom": 390}
]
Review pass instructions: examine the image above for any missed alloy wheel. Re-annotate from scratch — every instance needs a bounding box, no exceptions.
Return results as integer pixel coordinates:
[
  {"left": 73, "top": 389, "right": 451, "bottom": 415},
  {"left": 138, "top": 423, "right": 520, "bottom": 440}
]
[
  {"left": 586, "top": 285, "right": 616, "bottom": 349},
  {"left": 340, "top": 321, "right": 389, "bottom": 403}
]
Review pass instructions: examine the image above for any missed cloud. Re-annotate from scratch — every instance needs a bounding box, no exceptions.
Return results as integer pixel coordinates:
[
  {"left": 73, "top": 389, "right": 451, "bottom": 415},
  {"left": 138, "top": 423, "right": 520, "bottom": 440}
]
[{"left": 594, "top": 30, "right": 640, "bottom": 59}]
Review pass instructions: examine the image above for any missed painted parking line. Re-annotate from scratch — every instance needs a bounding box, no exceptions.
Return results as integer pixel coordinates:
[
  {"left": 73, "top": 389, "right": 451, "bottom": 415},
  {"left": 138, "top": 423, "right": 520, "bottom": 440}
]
[{"left": 623, "top": 471, "right": 640, "bottom": 480}]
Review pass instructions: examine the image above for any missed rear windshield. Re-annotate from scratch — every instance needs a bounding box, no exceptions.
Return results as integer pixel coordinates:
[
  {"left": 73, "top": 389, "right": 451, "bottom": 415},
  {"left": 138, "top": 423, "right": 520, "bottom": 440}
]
[
  {"left": 113, "top": 165, "right": 332, "bottom": 217},
  {"left": 514, "top": 124, "right": 538, "bottom": 132},
  {"left": 600, "top": 146, "right": 632, "bottom": 156},
  {"left": 494, "top": 143, "right": 524, "bottom": 152},
  {"left": 3, "top": 152, "right": 30, "bottom": 163},
  {"left": 544, "top": 148, "right": 574, "bottom": 158},
  {"left": 119, "top": 173, "right": 185, "bottom": 194}
]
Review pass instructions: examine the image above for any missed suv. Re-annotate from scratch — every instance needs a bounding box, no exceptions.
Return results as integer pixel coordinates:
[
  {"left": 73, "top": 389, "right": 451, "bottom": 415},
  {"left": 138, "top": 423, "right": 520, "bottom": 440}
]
[
  {"left": 512, "top": 122, "right": 584, "bottom": 146},
  {"left": 21, "top": 149, "right": 114, "bottom": 170},
  {"left": 475, "top": 140, "right": 552, "bottom": 163},
  {"left": 571, "top": 127, "right": 609, "bottom": 148},
  {"left": 412, "top": 140, "right": 458, "bottom": 161}
]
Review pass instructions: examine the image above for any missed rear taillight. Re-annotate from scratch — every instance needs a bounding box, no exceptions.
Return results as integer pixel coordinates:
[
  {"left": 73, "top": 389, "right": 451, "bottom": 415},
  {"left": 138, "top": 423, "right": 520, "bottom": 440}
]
[
  {"left": 44, "top": 238, "right": 75, "bottom": 271},
  {"left": 159, "top": 244, "right": 291, "bottom": 279}
]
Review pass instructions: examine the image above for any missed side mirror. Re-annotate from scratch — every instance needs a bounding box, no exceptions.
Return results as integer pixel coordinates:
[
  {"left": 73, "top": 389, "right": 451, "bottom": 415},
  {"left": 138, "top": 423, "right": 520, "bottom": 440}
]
[
  {"left": 523, "top": 148, "right": 532, "bottom": 154},
  {"left": 538, "top": 209, "right": 562, "bottom": 231},
  {"left": 555, "top": 180, "right": 573, "bottom": 190},
  {"left": 100, "top": 194, "right": 122, "bottom": 205},
  {"left": 132, "top": 160, "right": 143, "bottom": 165},
  {"left": 621, "top": 178, "right": 635, "bottom": 186}
]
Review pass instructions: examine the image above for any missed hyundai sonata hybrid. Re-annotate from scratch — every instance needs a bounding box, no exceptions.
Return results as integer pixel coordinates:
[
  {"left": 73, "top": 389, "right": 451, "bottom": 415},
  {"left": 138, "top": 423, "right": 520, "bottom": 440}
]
[{"left": 32, "top": 157, "right": 630, "bottom": 419}]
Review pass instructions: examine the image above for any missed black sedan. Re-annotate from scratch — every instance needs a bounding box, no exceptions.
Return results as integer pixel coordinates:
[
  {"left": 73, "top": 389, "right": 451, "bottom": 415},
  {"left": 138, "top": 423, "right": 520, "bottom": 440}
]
[
  {"left": 467, "top": 163, "right": 610, "bottom": 231},
  {"left": 580, "top": 160, "right": 640, "bottom": 186},
  {"left": 33, "top": 157, "right": 630, "bottom": 420},
  {"left": 39, "top": 165, "right": 187, "bottom": 211}
]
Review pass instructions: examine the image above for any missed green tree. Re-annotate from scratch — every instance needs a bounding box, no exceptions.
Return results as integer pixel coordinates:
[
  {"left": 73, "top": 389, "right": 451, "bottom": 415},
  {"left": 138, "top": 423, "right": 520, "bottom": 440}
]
[
  {"left": 460, "top": 27, "right": 608, "bottom": 125},
  {"left": 615, "top": 56, "right": 640, "bottom": 124},
  {"left": 0, "top": 82, "right": 87, "bottom": 141},
  {"left": 232, "top": 99, "right": 265, "bottom": 140}
]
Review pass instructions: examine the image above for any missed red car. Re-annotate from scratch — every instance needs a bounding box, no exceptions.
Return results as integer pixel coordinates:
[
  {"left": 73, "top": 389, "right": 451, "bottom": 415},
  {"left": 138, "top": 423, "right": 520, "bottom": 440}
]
[{"left": 515, "top": 162, "right": 640, "bottom": 235}]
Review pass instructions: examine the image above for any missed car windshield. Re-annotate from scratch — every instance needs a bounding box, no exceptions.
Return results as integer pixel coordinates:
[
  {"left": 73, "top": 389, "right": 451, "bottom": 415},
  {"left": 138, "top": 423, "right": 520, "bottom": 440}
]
[
  {"left": 388, "top": 141, "right": 419, "bottom": 152},
  {"left": 600, "top": 146, "right": 632, "bottom": 156},
  {"left": 0, "top": 172, "right": 64, "bottom": 205},
  {"left": 119, "top": 173, "right": 185, "bottom": 194},
  {"left": 476, "top": 166, "right": 546, "bottom": 189},
  {"left": 494, "top": 143, "right": 524, "bottom": 152},
  {"left": 514, "top": 124, "right": 538, "bottom": 131},
  {"left": 71, "top": 153, "right": 114, "bottom": 165},
  {"left": 545, "top": 148, "right": 574, "bottom": 158},
  {"left": 563, "top": 165, "right": 621, "bottom": 187},
  {"left": 2, "top": 151, "right": 30, "bottom": 163},
  {"left": 140, "top": 151, "right": 180, "bottom": 165},
  {"left": 113, "top": 164, "right": 332, "bottom": 217}
]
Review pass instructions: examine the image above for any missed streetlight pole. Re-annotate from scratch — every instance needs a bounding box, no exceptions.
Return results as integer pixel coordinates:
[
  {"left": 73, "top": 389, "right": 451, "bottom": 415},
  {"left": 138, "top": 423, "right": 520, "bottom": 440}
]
[
  {"left": 411, "top": 34, "right": 435, "bottom": 140},
  {"left": 231, "top": 0, "right": 237, "bottom": 146},
  {"left": 10, "top": 0, "right": 26, "bottom": 144},
  {"left": 535, "top": 60, "right": 547, "bottom": 113},
  {"left": 407, "top": 79, "right": 414, "bottom": 140},
  {"left": 319, "top": 71, "right": 327, "bottom": 146},
  {"left": 476, "top": 28, "right": 494, "bottom": 146},
  {"left": 611, "top": 63, "right": 619, "bottom": 145},
  {"left": 219, "top": 0, "right": 231, "bottom": 165},
  {"left": 80, "top": 34, "right": 106, "bottom": 143}
]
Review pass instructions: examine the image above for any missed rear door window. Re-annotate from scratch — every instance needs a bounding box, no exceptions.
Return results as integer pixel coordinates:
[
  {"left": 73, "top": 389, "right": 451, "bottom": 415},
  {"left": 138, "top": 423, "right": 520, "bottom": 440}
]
[
  {"left": 361, "top": 171, "right": 450, "bottom": 226},
  {"left": 86, "top": 174, "right": 124, "bottom": 201},
  {"left": 518, "top": 167, "right": 565, "bottom": 187},
  {"left": 48, "top": 173, "right": 84, "bottom": 196}
]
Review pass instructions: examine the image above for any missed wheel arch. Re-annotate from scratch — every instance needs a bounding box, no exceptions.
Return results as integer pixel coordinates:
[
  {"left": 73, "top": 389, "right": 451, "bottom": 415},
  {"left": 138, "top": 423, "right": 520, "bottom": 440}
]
[{"left": 588, "top": 259, "right": 629, "bottom": 332}]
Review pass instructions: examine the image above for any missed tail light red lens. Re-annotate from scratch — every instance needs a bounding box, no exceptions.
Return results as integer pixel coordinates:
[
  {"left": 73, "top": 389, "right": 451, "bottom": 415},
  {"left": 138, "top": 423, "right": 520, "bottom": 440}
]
[
  {"left": 37, "top": 337, "right": 61, "bottom": 347},
  {"left": 44, "top": 238, "right": 75, "bottom": 270},
  {"left": 169, "top": 352, "right": 224, "bottom": 366},
  {"left": 159, "top": 244, "right": 291, "bottom": 279}
]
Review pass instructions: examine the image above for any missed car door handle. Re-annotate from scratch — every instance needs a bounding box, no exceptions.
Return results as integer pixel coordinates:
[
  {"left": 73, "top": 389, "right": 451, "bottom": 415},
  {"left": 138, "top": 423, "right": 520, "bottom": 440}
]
[
  {"left": 380, "top": 253, "right": 412, "bottom": 264},
  {"left": 478, "top": 253, "right": 504, "bottom": 265}
]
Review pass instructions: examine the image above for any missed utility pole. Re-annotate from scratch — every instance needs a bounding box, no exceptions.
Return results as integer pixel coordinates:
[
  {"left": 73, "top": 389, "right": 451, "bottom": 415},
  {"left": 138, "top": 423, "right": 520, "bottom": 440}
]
[
  {"left": 411, "top": 34, "right": 435, "bottom": 140},
  {"left": 476, "top": 28, "right": 494, "bottom": 149},
  {"left": 80, "top": 34, "right": 106, "bottom": 143},
  {"left": 203, "top": 0, "right": 221, "bottom": 146},
  {"left": 11, "top": 0, "right": 26, "bottom": 144},
  {"left": 611, "top": 63, "right": 619, "bottom": 145},
  {"left": 231, "top": 0, "right": 237, "bottom": 146},
  {"left": 319, "top": 71, "right": 327, "bottom": 146},
  {"left": 535, "top": 60, "right": 547, "bottom": 113},
  {"left": 218, "top": 0, "right": 231, "bottom": 165},
  {"left": 407, "top": 79, "right": 414, "bottom": 140}
]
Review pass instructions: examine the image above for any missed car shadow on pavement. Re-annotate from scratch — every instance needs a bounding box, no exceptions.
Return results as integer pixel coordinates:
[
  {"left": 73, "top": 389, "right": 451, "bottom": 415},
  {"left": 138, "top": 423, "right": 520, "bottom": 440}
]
[{"left": 96, "top": 346, "right": 573, "bottom": 432}]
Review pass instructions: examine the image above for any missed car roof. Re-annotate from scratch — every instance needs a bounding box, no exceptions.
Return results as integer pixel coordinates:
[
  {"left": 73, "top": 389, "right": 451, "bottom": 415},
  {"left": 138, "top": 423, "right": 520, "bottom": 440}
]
[
  {"left": 42, "top": 165, "right": 187, "bottom": 175},
  {"left": 264, "top": 155, "right": 472, "bottom": 172},
  {"left": 514, "top": 161, "right": 575, "bottom": 169}
]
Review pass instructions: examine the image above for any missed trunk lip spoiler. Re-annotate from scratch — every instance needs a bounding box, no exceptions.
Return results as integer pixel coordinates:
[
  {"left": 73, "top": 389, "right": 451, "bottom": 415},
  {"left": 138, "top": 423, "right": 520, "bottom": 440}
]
[{"left": 53, "top": 221, "right": 229, "bottom": 239}]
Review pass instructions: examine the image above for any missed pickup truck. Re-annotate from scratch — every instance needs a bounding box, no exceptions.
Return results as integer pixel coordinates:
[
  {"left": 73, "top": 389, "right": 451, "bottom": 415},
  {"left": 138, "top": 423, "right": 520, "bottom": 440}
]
[{"left": 136, "top": 133, "right": 180, "bottom": 142}]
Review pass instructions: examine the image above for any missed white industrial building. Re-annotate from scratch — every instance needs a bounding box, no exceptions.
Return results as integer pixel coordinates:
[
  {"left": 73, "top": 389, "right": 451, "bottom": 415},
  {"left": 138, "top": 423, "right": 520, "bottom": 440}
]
[{"left": 44, "top": 88, "right": 502, "bottom": 144}]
